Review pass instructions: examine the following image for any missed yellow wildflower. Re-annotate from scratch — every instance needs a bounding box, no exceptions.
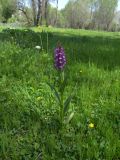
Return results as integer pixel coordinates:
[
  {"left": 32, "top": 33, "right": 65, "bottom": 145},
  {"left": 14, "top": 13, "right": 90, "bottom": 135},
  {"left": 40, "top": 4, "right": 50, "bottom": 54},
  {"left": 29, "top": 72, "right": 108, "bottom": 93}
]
[{"left": 89, "top": 123, "right": 94, "bottom": 128}]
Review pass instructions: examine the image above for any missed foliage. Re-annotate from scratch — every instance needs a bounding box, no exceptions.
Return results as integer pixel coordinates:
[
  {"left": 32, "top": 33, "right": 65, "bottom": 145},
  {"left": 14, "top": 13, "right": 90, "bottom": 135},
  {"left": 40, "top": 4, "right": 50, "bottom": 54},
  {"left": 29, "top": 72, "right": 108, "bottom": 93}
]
[
  {"left": 62, "top": 0, "right": 118, "bottom": 30},
  {"left": 0, "top": 0, "right": 17, "bottom": 22},
  {"left": 93, "top": 0, "right": 118, "bottom": 30},
  {"left": 0, "top": 27, "right": 120, "bottom": 159},
  {"left": 48, "top": 5, "right": 65, "bottom": 27}
]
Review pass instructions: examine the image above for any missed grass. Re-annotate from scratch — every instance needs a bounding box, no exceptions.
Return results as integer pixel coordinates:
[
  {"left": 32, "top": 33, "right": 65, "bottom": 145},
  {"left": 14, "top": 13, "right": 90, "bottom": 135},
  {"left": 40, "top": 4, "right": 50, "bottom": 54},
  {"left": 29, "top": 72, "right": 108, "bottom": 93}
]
[{"left": 0, "top": 26, "right": 120, "bottom": 160}]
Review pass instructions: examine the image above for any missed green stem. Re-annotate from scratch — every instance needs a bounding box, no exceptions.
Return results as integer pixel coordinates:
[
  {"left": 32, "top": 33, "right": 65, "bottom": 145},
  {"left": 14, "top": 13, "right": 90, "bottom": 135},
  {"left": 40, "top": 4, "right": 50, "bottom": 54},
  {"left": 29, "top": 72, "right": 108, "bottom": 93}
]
[
  {"left": 46, "top": 32, "right": 48, "bottom": 54},
  {"left": 60, "top": 71, "right": 64, "bottom": 125},
  {"left": 60, "top": 98, "right": 63, "bottom": 125}
]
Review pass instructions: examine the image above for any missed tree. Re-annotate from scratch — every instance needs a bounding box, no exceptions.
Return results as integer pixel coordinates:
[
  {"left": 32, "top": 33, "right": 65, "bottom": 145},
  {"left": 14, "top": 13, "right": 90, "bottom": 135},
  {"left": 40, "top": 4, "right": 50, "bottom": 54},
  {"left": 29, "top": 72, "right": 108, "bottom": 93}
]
[
  {"left": 94, "top": 0, "right": 118, "bottom": 30},
  {"left": 18, "top": 0, "right": 32, "bottom": 24},
  {"left": 47, "top": 4, "right": 64, "bottom": 27},
  {"left": 30, "top": 0, "right": 42, "bottom": 26},
  {"left": 62, "top": 0, "right": 118, "bottom": 30},
  {"left": 54, "top": 0, "right": 58, "bottom": 26},
  {"left": 43, "top": 0, "right": 58, "bottom": 26},
  {"left": 63, "top": 0, "right": 75, "bottom": 28},
  {"left": 63, "top": 0, "right": 90, "bottom": 28},
  {"left": 0, "top": 0, "right": 17, "bottom": 22}
]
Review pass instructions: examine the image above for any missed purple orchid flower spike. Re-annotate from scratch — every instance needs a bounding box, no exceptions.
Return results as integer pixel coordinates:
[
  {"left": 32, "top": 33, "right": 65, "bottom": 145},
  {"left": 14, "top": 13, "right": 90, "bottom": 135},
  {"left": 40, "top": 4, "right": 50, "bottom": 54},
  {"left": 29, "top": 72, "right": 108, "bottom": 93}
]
[{"left": 54, "top": 43, "right": 66, "bottom": 70}]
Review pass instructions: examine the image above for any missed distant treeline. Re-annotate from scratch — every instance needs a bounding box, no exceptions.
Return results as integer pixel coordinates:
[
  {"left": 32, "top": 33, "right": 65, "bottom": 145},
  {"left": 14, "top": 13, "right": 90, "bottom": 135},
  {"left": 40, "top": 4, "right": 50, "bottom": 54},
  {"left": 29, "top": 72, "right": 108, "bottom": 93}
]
[{"left": 0, "top": 0, "right": 120, "bottom": 31}]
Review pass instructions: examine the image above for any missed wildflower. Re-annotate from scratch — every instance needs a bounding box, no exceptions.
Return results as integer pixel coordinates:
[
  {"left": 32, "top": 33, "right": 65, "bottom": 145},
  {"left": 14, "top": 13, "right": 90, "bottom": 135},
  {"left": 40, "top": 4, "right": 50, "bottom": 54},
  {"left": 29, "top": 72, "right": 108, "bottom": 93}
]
[
  {"left": 35, "top": 46, "right": 41, "bottom": 50},
  {"left": 89, "top": 123, "right": 94, "bottom": 128},
  {"left": 54, "top": 45, "right": 66, "bottom": 70},
  {"left": 36, "top": 96, "right": 43, "bottom": 101}
]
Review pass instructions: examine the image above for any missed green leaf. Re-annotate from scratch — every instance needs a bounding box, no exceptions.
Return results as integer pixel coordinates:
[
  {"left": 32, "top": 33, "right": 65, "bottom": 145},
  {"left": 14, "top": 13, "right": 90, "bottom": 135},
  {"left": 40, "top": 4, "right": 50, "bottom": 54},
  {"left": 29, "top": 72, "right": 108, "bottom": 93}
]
[
  {"left": 59, "top": 78, "right": 67, "bottom": 94},
  {"left": 63, "top": 84, "right": 77, "bottom": 114},
  {"left": 64, "top": 95, "right": 73, "bottom": 114},
  {"left": 47, "top": 82, "right": 61, "bottom": 104},
  {"left": 66, "top": 112, "right": 74, "bottom": 123}
]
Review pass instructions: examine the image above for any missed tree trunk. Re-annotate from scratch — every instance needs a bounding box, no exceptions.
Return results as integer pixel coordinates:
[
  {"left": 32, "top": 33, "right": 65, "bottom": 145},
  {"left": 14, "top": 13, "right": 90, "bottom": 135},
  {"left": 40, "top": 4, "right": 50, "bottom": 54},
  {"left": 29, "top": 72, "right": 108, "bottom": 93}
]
[
  {"left": 45, "top": 0, "right": 48, "bottom": 26},
  {"left": 36, "top": 0, "right": 42, "bottom": 26},
  {"left": 31, "top": 0, "right": 37, "bottom": 26},
  {"left": 54, "top": 0, "right": 58, "bottom": 26}
]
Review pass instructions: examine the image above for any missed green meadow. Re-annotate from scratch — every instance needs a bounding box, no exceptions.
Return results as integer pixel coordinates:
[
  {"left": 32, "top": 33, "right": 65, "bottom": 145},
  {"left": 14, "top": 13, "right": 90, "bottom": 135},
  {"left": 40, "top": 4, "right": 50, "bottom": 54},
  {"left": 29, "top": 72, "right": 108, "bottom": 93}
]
[{"left": 0, "top": 27, "right": 120, "bottom": 160}]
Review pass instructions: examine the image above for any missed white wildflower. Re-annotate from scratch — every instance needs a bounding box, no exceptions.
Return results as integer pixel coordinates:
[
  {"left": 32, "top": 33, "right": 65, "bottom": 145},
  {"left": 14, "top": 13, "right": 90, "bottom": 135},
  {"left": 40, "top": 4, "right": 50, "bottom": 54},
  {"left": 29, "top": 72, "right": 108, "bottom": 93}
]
[{"left": 35, "top": 46, "right": 41, "bottom": 50}]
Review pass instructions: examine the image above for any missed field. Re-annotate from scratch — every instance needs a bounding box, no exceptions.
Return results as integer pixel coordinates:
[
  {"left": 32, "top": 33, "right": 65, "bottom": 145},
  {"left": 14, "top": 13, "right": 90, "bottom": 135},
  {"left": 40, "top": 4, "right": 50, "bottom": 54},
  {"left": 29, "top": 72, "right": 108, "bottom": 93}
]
[{"left": 0, "top": 26, "right": 120, "bottom": 160}]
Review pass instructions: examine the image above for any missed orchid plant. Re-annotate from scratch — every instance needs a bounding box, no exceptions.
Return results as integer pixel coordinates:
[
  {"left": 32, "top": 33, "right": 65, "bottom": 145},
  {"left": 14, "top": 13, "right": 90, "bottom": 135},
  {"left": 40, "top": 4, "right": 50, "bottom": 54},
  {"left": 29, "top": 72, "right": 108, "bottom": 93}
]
[{"left": 48, "top": 43, "right": 74, "bottom": 126}]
